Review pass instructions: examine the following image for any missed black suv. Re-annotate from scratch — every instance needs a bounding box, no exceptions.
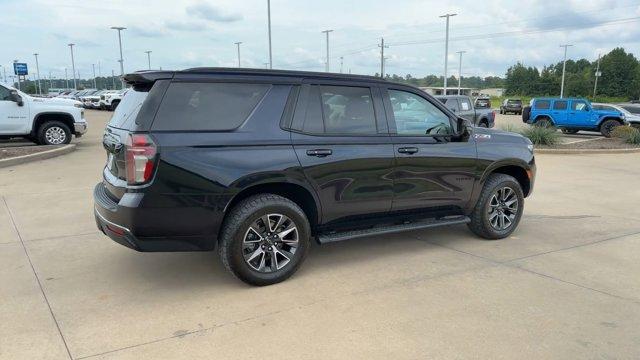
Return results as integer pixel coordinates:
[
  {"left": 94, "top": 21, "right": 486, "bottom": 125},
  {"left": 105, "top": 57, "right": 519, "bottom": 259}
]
[
  {"left": 500, "top": 99, "right": 523, "bottom": 115},
  {"left": 94, "top": 68, "right": 536, "bottom": 285}
]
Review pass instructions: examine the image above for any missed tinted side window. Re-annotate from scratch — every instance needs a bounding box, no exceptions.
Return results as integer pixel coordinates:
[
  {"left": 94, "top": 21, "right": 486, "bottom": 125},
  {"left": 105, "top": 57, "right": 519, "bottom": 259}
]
[
  {"left": 0, "top": 86, "right": 11, "bottom": 101},
  {"left": 459, "top": 98, "right": 471, "bottom": 111},
  {"left": 152, "top": 83, "right": 270, "bottom": 131},
  {"left": 389, "top": 90, "right": 452, "bottom": 136},
  {"left": 553, "top": 101, "right": 567, "bottom": 110},
  {"left": 535, "top": 100, "right": 550, "bottom": 109},
  {"left": 319, "top": 86, "right": 377, "bottom": 134}
]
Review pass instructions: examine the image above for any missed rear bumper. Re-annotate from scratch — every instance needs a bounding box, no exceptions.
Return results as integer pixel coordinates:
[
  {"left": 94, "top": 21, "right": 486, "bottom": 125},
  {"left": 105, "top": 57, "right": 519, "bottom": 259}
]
[{"left": 93, "top": 182, "right": 218, "bottom": 252}]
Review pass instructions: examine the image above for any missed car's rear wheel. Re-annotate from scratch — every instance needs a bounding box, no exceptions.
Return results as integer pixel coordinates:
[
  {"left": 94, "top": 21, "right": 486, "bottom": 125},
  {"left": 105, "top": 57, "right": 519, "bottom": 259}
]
[
  {"left": 535, "top": 117, "right": 554, "bottom": 129},
  {"left": 468, "top": 173, "right": 524, "bottom": 240},
  {"left": 219, "top": 194, "right": 311, "bottom": 286},
  {"left": 37, "top": 121, "right": 71, "bottom": 145},
  {"left": 561, "top": 129, "right": 579, "bottom": 134},
  {"left": 600, "top": 119, "right": 620, "bottom": 138},
  {"left": 110, "top": 100, "right": 120, "bottom": 111}
]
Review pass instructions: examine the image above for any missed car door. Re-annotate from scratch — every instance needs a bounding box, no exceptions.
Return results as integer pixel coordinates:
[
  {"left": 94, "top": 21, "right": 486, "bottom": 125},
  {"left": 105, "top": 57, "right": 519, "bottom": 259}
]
[
  {"left": 291, "top": 83, "right": 394, "bottom": 224},
  {"left": 0, "top": 86, "right": 29, "bottom": 135},
  {"left": 458, "top": 96, "right": 476, "bottom": 124},
  {"left": 551, "top": 100, "right": 568, "bottom": 125},
  {"left": 382, "top": 87, "right": 477, "bottom": 212},
  {"left": 568, "top": 100, "right": 595, "bottom": 127}
]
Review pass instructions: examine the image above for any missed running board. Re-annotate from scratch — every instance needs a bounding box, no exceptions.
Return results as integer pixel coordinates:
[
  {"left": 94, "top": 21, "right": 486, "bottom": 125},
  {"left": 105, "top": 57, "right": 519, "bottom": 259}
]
[{"left": 317, "top": 216, "right": 470, "bottom": 244}]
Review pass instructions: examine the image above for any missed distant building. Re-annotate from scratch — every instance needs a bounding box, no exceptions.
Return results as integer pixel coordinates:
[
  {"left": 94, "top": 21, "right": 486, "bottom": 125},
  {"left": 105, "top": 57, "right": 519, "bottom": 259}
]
[
  {"left": 476, "top": 88, "right": 505, "bottom": 97},
  {"left": 420, "top": 87, "right": 474, "bottom": 96}
]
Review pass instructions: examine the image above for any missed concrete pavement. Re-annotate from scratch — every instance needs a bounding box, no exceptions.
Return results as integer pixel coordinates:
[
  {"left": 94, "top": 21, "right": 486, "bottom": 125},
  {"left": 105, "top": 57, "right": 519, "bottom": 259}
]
[{"left": 1, "top": 110, "right": 639, "bottom": 359}]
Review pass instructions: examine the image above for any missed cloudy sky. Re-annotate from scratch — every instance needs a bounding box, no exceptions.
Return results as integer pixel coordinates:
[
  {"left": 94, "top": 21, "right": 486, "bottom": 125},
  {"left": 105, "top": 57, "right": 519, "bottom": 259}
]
[{"left": 1, "top": 0, "right": 640, "bottom": 82}]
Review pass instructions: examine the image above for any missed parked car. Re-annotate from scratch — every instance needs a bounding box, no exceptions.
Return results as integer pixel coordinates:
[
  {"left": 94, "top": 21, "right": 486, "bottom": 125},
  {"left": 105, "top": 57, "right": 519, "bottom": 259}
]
[
  {"left": 82, "top": 90, "right": 108, "bottom": 109},
  {"left": 523, "top": 98, "right": 627, "bottom": 137},
  {"left": 593, "top": 103, "right": 640, "bottom": 129},
  {"left": 0, "top": 83, "right": 87, "bottom": 145},
  {"left": 500, "top": 99, "right": 523, "bottom": 115},
  {"left": 94, "top": 68, "right": 536, "bottom": 286},
  {"left": 99, "top": 89, "right": 127, "bottom": 110},
  {"left": 474, "top": 97, "right": 491, "bottom": 109},
  {"left": 435, "top": 95, "right": 496, "bottom": 127}
]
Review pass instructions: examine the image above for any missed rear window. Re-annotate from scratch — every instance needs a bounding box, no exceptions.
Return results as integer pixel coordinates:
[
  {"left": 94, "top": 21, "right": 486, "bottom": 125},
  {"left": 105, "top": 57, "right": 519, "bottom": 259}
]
[
  {"left": 535, "top": 100, "right": 550, "bottom": 109},
  {"left": 507, "top": 99, "right": 522, "bottom": 105},
  {"left": 107, "top": 89, "right": 148, "bottom": 129},
  {"left": 553, "top": 101, "right": 567, "bottom": 110},
  {"left": 152, "top": 83, "right": 270, "bottom": 131}
]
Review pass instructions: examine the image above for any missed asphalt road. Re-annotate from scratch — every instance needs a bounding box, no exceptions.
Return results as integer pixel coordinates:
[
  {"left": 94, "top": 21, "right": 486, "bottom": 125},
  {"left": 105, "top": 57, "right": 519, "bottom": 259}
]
[{"left": 1, "top": 110, "right": 639, "bottom": 359}]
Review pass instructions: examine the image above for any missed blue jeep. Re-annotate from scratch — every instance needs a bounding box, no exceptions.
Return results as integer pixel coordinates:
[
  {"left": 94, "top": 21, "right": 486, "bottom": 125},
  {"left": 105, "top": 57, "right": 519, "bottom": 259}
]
[{"left": 522, "top": 98, "right": 627, "bottom": 137}]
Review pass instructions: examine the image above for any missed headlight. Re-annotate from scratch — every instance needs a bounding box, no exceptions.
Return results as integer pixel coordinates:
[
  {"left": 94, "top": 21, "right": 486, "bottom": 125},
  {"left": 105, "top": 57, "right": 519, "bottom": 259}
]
[
  {"left": 105, "top": 95, "right": 111, "bottom": 99},
  {"left": 527, "top": 144, "right": 534, "bottom": 152}
]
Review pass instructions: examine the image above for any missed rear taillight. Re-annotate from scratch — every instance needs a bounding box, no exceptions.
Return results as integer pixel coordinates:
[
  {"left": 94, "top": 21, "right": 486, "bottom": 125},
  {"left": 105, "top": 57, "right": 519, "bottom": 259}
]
[{"left": 125, "top": 134, "right": 157, "bottom": 186}]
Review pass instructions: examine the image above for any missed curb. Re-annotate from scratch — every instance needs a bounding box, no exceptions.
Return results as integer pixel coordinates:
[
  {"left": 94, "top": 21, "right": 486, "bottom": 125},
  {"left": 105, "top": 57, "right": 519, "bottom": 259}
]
[
  {"left": 0, "top": 144, "right": 76, "bottom": 168},
  {"left": 535, "top": 147, "right": 640, "bottom": 155}
]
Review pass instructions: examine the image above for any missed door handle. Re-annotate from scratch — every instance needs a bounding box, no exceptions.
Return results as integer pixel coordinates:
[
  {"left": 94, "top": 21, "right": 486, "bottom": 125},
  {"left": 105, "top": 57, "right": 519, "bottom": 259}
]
[
  {"left": 398, "top": 147, "right": 419, "bottom": 154},
  {"left": 306, "top": 149, "right": 332, "bottom": 157}
]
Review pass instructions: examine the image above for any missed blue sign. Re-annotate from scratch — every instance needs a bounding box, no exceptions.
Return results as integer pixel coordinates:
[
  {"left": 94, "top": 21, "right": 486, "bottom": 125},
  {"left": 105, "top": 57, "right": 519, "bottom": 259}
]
[{"left": 14, "top": 63, "right": 28, "bottom": 76}]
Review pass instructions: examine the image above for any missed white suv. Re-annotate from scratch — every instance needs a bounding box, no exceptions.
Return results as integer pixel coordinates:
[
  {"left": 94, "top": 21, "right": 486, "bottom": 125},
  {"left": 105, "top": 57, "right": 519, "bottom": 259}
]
[
  {"left": 0, "top": 84, "right": 87, "bottom": 145},
  {"left": 99, "top": 89, "right": 127, "bottom": 111}
]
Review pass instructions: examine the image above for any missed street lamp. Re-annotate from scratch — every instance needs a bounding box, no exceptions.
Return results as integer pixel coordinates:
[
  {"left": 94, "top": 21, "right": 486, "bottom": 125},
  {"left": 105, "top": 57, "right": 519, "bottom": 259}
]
[
  {"left": 234, "top": 42, "right": 242, "bottom": 67},
  {"left": 559, "top": 44, "right": 573, "bottom": 98},
  {"left": 68, "top": 43, "right": 77, "bottom": 89},
  {"left": 110, "top": 26, "right": 126, "bottom": 88},
  {"left": 440, "top": 13, "right": 457, "bottom": 94},
  {"left": 33, "top": 53, "right": 42, "bottom": 95},
  {"left": 456, "top": 50, "right": 466, "bottom": 95},
  {"left": 145, "top": 50, "right": 152, "bottom": 70},
  {"left": 322, "top": 29, "right": 333, "bottom": 72}
]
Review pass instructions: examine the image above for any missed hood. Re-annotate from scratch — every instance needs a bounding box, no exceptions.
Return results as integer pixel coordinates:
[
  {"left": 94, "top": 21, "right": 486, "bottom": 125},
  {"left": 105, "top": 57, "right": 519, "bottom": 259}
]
[
  {"left": 32, "top": 96, "right": 82, "bottom": 107},
  {"left": 473, "top": 126, "right": 531, "bottom": 145},
  {"left": 594, "top": 109, "right": 623, "bottom": 116}
]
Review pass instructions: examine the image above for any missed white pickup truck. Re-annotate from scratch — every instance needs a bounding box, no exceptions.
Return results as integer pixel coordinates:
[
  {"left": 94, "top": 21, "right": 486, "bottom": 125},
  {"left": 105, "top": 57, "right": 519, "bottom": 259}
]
[{"left": 0, "top": 83, "right": 87, "bottom": 145}]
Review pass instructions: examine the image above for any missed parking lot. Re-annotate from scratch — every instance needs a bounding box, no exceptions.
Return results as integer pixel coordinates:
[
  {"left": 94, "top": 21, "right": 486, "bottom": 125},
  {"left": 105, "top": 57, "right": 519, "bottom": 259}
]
[{"left": 1, "top": 110, "right": 639, "bottom": 359}]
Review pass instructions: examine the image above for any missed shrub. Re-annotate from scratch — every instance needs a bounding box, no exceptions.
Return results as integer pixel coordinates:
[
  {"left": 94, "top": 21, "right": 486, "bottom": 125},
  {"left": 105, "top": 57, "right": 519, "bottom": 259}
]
[
  {"left": 611, "top": 126, "right": 640, "bottom": 145},
  {"left": 519, "top": 126, "right": 561, "bottom": 146}
]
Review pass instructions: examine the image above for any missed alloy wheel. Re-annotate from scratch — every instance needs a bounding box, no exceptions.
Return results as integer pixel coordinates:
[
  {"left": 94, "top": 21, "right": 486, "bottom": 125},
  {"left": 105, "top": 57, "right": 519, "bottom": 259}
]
[
  {"left": 45, "top": 127, "right": 67, "bottom": 145},
  {"left": 243, "top": 213, "right": 299, "bottom": 273},
  {"left": 487, "top": 187, "right": 519, "bottom": 231}
]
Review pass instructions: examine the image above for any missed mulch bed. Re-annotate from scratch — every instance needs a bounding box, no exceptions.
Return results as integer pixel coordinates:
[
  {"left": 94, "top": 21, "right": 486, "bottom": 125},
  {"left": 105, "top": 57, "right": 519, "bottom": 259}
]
[
  {"left": 538, "top": 138, "right": 640, "bottom": 150},
  {"left": 0, "top": 145, "right": 64, "bottom": 160}
]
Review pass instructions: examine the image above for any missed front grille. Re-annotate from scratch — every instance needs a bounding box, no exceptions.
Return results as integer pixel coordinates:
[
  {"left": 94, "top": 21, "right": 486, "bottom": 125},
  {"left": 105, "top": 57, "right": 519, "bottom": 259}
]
[{"left": 100, "top": 95, "right": 105, "bottom": 100}]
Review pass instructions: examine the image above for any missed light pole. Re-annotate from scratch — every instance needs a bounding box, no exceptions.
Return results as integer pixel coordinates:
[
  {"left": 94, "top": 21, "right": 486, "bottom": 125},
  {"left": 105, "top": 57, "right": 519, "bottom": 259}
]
[
  {"left": 322, "top": 29, "right": 333, "bottom": 72},
  {"left": 33, "top": 53, "right": 42, "bottom": 95},
  {"left": 68, "top": 43, "right": 77, "bottom": 89},
  {"left": 92, "top": 63, "right": 97, "bottom": 89},
  {"left": 234, "top": 42, "right": 242, "bottom": 67},
  {"left": 267, "top": 0, "right": 272, "bottom": 69},
  {"left": 263, "top": 62, "right": 269, "bottom": 69},
  {"left": 110, "top": 26, "right": 126, "bottom": 88},
  {"left": 145, "top": 50, "right": 152, "bottom": 70},
  {"left": 379, "top": 38, "right": 388, "bottom": 78},
  {"left": 593, "top": 53, "right": 601, "bottom": 99},
  {"left": 456, "top": 50, "right": 466, "bottom": 95},
  {"left": 440, "top": 13, "right": 457, "bottom": 95},
  {"left": 559, "top": 44, "right": 573, "bottom": 98}
]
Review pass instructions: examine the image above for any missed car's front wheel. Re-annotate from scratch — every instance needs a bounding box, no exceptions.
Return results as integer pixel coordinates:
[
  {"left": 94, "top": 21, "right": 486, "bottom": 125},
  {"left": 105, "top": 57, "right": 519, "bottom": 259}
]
[
  {"left": 37, "top": 121, "right": 72, "bottom": 145},
  {"left": 600, "top": 119, "right": 620, "bottom": 138},
  {"left": 219, "top": 194, "right": 311, "bottom": 286},
  {"left": 468, "top": 173, "right": 524, "bottom": 240}
]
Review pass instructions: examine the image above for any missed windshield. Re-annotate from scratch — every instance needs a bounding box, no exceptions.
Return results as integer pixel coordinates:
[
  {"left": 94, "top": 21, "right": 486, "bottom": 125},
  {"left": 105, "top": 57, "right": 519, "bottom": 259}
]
[
  {"left": 620, "top": 105, "right": 640, "bottom": 115},
  {"left": 107, "top": 89, "right": 148, "bottom": 129}
]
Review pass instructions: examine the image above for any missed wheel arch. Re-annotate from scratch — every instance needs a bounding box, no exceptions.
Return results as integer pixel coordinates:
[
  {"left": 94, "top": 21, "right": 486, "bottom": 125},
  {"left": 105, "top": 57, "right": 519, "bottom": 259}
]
[
  {"left": 533, "top": 114, "right": 554, "bottom": 125},
  {"left": 480, "top": 160, "right": 533, "bottom": 197},
  {"left": 221, "top": 181, "right": 321, "bottom": 238},
  {"left": 597, "top": 116, "right": 624, "bottom": 129},
  {"left": 31, "top": 112, "right": 75, "bottom": 136}
]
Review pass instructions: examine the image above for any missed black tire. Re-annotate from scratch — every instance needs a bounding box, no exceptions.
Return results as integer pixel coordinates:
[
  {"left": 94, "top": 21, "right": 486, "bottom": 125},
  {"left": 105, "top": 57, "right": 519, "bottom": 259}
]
[
  {"left": 467, "top": 173, "right": 525, "bottom": 240},
  {"left": 219, "top": 194, "right": 311, "bottom": 286},
  {"left": 600, "top": 119, "right": 620, "bottom": 138},
  {"left": 37, "top": 121, "right": 72, "bottom": 145},
  {"left": 561, "top": 129, "right": 579, "bottom": 134},
  {"left": 499, "top": 109, "right": 504, "bottom": 115},
  {"left": 522, "top": 106, "right": 531, "bottom": 122},
  {"left": 110, "top": 100, "right": 120, "bottom": 111},
  {"left": 477, "top": 121, "right": 488, "bottom": 128},
  {"left": 535, "top": 117, "right": 554, "bottom": 129}
]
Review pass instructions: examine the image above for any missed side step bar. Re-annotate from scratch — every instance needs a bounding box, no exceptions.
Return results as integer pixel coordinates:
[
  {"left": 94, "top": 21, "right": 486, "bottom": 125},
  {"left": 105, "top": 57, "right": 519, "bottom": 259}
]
[{"left": 317, "top": 216, "right": 471, "bottom": 244}]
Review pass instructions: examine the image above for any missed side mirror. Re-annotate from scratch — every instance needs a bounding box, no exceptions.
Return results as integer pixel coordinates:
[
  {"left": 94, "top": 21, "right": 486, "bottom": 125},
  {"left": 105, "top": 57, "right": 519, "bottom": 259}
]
[
  {"left": 9, "top": 90, "right": 23, "bottom": 107},
  {"left": 455, "top": 117, "right": 472, "bottom": 141}
]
